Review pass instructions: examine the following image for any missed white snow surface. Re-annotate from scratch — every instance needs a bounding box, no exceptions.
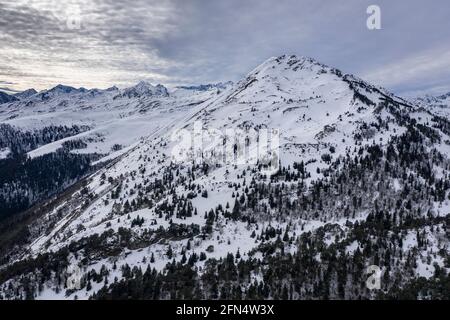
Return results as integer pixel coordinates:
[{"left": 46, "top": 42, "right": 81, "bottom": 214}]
[{"left": 1, "top": 55, "right": 449, "bottom": 299}]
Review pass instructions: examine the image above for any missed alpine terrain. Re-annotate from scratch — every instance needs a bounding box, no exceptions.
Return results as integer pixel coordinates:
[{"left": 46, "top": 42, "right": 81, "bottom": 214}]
[{"left": 0, "top": 55, "right": 449, "bottom": 300}]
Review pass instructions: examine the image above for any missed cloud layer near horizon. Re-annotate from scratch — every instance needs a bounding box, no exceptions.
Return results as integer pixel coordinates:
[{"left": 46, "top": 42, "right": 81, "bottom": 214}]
[{"left": 0, "top": 0, "right": 449, "bottom": 96}]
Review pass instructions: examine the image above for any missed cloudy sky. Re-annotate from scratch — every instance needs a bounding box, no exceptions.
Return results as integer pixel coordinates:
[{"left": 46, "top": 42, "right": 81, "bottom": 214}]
[{"left": 0, "top": 0, "right": 449, "bottom": 96}]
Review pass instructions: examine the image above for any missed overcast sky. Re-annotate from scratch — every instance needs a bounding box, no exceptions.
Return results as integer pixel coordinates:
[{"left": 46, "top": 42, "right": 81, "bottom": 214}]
[{"left": 0, "top": 0, "right": 449, "bottom": 96}]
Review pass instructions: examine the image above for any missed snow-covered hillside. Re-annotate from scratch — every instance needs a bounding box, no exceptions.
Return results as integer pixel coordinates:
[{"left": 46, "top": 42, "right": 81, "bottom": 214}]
[
  {"left": 415, "top": 92, "right": 450, "bottom": 117},
  {"left": 0, "top": 55, "right": 449, "bottom": 300},
  {"left": 0, "top": 81, "right": 223, "bottom": 161}
]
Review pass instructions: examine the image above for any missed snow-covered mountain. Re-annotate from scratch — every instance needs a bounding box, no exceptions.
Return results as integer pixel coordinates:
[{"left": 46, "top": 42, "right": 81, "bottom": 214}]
[
  {"left": 176, "top": 81, "right": 233, "bottom": 92},
  {"left": 415, "top": 92, "right": 450, "bottom": 117},
  {"left": 0, "top": 81, "right": 220, "bottom": 160},
  {"left": 118, "top": 81, "right": 169, "bottom": 99},
  {"left": 0, "top": 91, "right": 18, "bottom": 104},
  {"left": 13, "top": 89, "right": 38, "bottom": 100},
  {"left": 0, "top": 55, "right": 449, "bottom": 300}
]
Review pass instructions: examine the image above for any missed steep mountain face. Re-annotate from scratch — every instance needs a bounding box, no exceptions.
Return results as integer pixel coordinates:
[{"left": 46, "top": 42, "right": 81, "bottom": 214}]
[
  {"left": 0, "top": 55, "right": 449, "bottom": 300},
  {"left": 0, "top": 91, "right": 18, "bottom": 104}
]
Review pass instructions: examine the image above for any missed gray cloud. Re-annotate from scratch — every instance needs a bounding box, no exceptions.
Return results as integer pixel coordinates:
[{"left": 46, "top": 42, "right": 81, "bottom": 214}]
[{"left": 0, "top": 0, "right": 449, "bottom": 96}]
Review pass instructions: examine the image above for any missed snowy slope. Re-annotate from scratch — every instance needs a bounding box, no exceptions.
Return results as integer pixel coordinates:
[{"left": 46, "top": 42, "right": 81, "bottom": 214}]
[
  {"left": 415, "top": 92, "right": 450, "bottom": 117},
  {"left": 0, "top": 55, "right": 449, "bottom": 300},
  {"left": 0, "top": 82, "right": 223, "bottom": 161}
]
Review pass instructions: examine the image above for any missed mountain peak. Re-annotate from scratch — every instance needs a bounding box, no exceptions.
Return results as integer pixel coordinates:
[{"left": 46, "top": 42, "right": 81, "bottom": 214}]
[
  {"left": 14, "top": 88, "right": 38, "bottom": 100},
  {"left": 120, "top": 81, "right": 169, "bottom": 98},
  {"left": 415, "top": 91, "right": 450, "bottom": 112},
  {"left": 50, "top": 84, "right": 85, "bottom": 93},
  {"left": 105, "top": 85, "right": 119, "bottom": 92},
  {"left": 249, "top": 54, "right": 331, "bottom": 77},
  {"left": 224, "top": 54, "right": 348, "bottom": 104},
  {"left": 33, "top": 84, "right": 87, "bottom": 101},
  {"left": 134, "top": 80, "right": 152, "bottom": 89}
]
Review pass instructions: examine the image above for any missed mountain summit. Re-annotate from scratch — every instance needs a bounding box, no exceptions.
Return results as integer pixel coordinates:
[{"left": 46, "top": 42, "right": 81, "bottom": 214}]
[{"left": 119, "top": 81, "right": 169, "bottom": 98}]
